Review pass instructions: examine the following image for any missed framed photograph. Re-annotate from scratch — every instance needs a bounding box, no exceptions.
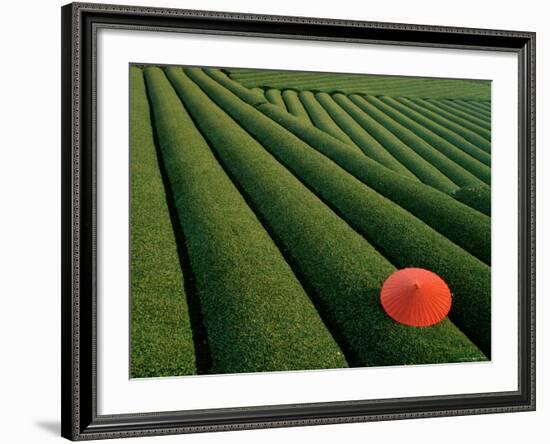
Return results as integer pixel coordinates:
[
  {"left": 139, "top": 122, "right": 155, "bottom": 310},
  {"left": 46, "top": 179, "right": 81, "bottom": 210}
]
[{"left": 61, "top": 2, "right": 536, "bottom": 440}]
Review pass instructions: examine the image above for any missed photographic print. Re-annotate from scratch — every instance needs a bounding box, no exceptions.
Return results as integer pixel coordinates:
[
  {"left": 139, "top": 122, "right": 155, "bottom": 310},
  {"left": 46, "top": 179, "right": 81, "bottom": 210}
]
[
  {"left": 62, "top": 5, "right": 536, "bottom": 438},
  {"left": 130, "top": 65, "right": 492, "bottom": 379}
]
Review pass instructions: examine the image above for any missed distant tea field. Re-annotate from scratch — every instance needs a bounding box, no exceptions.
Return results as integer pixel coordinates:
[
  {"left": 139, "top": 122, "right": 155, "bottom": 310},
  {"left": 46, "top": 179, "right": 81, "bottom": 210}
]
[{"left": 130, "top": 65, "right": 491, "bottom": 378}]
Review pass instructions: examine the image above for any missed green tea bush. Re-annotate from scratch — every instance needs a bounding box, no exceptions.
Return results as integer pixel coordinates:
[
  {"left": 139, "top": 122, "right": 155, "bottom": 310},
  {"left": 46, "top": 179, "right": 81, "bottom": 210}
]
[
  {"left": 362, "top": 95, "right": 490, "bottom": 184},
  {"left": 130, "top": 66, "right": 196, "bottom": 378},
  {"left": 177, "top": 67, "right": 487, "bottom": 365},
  {"left": 348, "top": 95, "right": 488, "bottom": 189},
  {"left": 315, "top": 92, "right": 419, "bottom": 179},
  {"left": 146, "top": 66, "right": 347, "bottom": 374},
  {"left": 378, "top": 96, "right": 491, "bottom": 166},
  {"left": 184, "top": 67, "right": 492, "bottom": 357},
  {"left": 406, "top": 98, "right": 491, "bottom": 144}
]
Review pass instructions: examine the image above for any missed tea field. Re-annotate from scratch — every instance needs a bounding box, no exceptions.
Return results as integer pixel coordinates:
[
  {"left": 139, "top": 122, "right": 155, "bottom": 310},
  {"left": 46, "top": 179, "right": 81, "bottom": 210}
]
[{"left": 130, "top": 66, "right": 491, "bottom": 378}]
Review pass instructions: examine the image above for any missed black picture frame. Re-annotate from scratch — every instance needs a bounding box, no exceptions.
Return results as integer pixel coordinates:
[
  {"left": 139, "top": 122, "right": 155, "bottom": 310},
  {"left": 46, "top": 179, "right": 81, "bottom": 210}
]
[{"left": 61, "top": 2, "right": 536, "bottom": 440}]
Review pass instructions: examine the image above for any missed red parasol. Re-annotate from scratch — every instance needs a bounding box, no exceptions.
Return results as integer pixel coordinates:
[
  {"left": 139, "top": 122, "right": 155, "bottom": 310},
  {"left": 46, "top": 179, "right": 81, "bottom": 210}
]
[{"left": 380, "top": 268, "right": 452, "bottom": 327}]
